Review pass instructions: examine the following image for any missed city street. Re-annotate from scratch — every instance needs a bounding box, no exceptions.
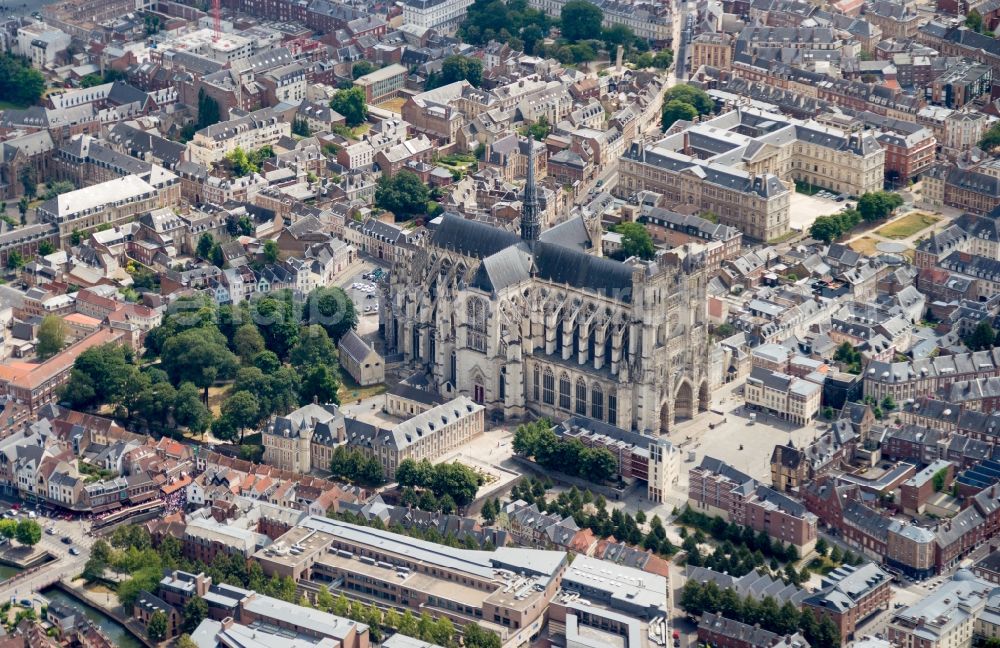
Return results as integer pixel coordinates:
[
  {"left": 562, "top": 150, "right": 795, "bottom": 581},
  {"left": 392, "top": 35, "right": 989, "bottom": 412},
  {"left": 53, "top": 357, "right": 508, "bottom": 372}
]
[{"left": 0, "top": 509, "right": 94, "bottom": 604}]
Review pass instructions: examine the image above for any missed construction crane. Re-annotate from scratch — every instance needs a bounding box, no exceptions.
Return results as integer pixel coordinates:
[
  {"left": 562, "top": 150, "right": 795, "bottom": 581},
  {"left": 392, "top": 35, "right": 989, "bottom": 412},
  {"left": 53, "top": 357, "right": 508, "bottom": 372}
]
[{"left": 212, "top": 0, "right": 221, "bottom": 42}]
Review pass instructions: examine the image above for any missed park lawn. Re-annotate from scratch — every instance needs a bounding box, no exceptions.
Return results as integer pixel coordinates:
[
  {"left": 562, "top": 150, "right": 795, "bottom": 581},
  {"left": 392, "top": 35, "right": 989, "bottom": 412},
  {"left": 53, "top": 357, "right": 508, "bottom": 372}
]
[
  {"left": 207, "top": 384, "right": 231, "bottom": 417},
  {"left": 875, "top": 212, "right": 940, "bottom": 239},
  {"left": 849, "top": 236, "right": 879, "bottom": 256},
  {"left": 337, "top": 366, "right": 387, "bottom": 404}
]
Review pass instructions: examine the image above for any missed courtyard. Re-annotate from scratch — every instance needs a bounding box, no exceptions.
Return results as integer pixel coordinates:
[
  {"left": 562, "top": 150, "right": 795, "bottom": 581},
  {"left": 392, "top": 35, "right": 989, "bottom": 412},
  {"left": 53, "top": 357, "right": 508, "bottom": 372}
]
[{"left": 787, "top": 192, "right": 844, "bottom": 233}]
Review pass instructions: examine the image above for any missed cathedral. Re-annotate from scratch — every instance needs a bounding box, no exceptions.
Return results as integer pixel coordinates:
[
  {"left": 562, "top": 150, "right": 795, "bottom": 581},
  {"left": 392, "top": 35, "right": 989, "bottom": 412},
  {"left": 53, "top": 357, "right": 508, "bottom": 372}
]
[{"left": 385, "top": 149, "right": 712, "bottom": 435}]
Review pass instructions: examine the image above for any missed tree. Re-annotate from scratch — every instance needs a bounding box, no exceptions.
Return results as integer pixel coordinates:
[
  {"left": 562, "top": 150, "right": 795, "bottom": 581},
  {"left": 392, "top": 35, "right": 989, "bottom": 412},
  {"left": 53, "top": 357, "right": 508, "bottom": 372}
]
[
  {"left": 225, "top": 147, "right": 257, "bottom": 177},
  {"left": 197, "top": 88, "right": 221, "bottom": 129},
  {"left": 303, "top": 286, "right": 358, "bottom": 343},
  {"left": 602, "top": 24, "right": 636, "bottom": 54},
  {"left": 37, "top": 240, "right": 55, "bottom": 257},
  {"left": 431, "top": 55, "right": 484, "bottom": 88},
  {"left": 17, "top": 197, "right": 29, "bottom": 223},
  {"left": 815, "top": 537, "right": 828, "bottom": 556},
  {"left": 292, "top": 118, "right": 311, "bottom": 137},
  {"left": 232, "top": 324, "right": 266, "bottom": 362},
  {"left": 289, "top": 325, "right": 337, "bottom": 368},
  {"left": 147, "top": 609, "right": 168, "bottom": 641},
  {"left": 661, "top": 99, "right": 699, "bottom": 131},
  {"left": 36, "top": 315, "right": 66, "bottom": 359},
  {"left": 967, "top": 8, "right": 984, "bottom": 32},
  {"left": 375, "top": 169, "right": 431, "bottom": 219},
  {"left": 465, "top": 624, "right": 502, "bottom": 648},
  {"left": 330, "top": 86, "right": 368, "bottom": 127},
  {"left": 173, "top": 382, "right": 212, "bottom": 434},
  {"left": 14, "top": 519, "right": 40, "bottom": 546},
  {"left": 263, "top": 239, "right": 280, "bottom": 264},
  {"left": 665, "top": 84, "right": 714, "bottom": 114},
  {"left": 352, "top": 60, "right": 376, "bottom": 79},
  {"left": 196, "top": 233, "right": 215, "bottom": 260},
  {"left": 966, "top": 320, "right": 996, "bottom": 351},
  {"left": 299, "top": 364, "right": 341, "bottom": 405},
  {"left": 60, "top": 343, "right": 135, "bottom": 410},
  {"left": 6, "top": 249, "right": 23, "bottom": 270},
  {"left": 857, "top": 191, "right": 903, "bottom": 223},
  {"left": 653, "top": 50, "right": 674, "bottom": 69},
  {"left": 0, "top": 519, "right": 16, "bottom": 540},
  {"left": 183, "top": 597, "right": 208, "bottom": 633},
  {"left": 210, "top": 243, "right": 226, "bottom": 269},
  {"left": 0, "top": 53, "right": 45, "bottom": 106},
  {"left": 161, "top": 327, "right": 239, "bottom": 400},
  {"left": 561, "top": 0, "right": 603, "bottom": 42},
  {"left": 981, "top": 122, "right": 1000, "bottom": 151},
  {"left": 222, "top": 390, "right": 260, "bottom": 441},
  {"left": 250, "top": 294, "right": 300, "bottom": 359},
  {"left": 613, "top": 222, "right": 656, "bottom": 260},
  {"left": 315, "top": 585, "right": 334, "bottom": 612}
]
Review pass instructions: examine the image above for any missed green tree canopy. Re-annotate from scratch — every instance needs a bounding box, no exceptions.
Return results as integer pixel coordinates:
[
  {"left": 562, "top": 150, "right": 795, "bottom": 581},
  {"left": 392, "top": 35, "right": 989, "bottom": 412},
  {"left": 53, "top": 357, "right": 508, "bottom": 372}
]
[
  {"left": 0, "top": 53, "right": 45, "bottom": 106},
  {"left": 661, "top": 99, "right": 699, "bottom": 131},
  {"left": 561, "top": 0, "right": 603, "bottom": 42},
  {"left": 665, "top": 84, "right": 714, "bottom": 114},
  {"left": 36, "top": 314, "right": 66, "bottom": 359},
  {"left": 14, "top": 519, "right": 41, "bottom": 546},
  {"left": 352, "top": 60, "right": 376, "bottom": 79},
  {"left": 612, "top": 222, "right": 656, "bottom": 260},
  {"left": 331, "top": 86, "right": 368, "bottom": 127},
  {"left": 375, "top": 169, "right": 430, "bottom": 219}
]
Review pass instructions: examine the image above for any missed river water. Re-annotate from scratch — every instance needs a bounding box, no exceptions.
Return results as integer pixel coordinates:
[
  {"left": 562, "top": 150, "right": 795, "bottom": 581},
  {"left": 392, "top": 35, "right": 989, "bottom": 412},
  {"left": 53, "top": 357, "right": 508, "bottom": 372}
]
[{"left": 42, "top": 587, "right": 143, "bottom": 648}]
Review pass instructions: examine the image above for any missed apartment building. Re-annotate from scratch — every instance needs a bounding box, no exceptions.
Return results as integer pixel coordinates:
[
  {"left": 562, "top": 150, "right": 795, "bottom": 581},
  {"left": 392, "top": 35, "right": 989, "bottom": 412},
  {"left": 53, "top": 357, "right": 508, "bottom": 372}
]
[
  {"left": 402, "top": 0, "right": 473, "bottom": 33},
  {"left": 745, "top": 366, "right": 822, "bottom": 426},
  {"left": 187, "top": 108, "right": 291, "bottom": 167},
  {"left": 257, "top": 516, "right": 567, "bottom": 647},
  {"left": 691, "top": 33, "right": 734, "bottom": 70},
  {"left": 689, "top": 456, "right": 818, "bottom": 553},
  {"left": 162, "top": 571, "right": 370, "bottom": 648},
  {"left": 864, "top": 348, "right": 1000, "bottom": 403},
  {"left": 888, "top": 571, "right": 992, "bottom": 648},
  {"left": 802, "top": 563, "right": 892, "bottom": 640},
  {"left": 0, "top": 328, "right": 122, "bottom": 413},
  {"left": 923, "top": 163, "right": 1000, "bottom": 215},
  {"left": 554, "top": 416, "right": 680, "bottom": 503},
  {"left": 528, "top": 0, "right": 671, "bottom": 41},
  {"left": 37, "top": 172, "right": 179, "bottom": 246}
]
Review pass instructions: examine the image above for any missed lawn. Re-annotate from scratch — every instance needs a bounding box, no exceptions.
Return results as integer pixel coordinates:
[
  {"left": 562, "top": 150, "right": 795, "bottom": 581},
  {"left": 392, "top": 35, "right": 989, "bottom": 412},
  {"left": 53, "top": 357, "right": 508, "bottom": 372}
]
[
  {"left": 377, "top": 97, "right": 407, "bottom": 113},
  {"left": 794, "top": 180, "right": 822, "bottom": 196},
  {"left": 337, "top": 366, "right": 387, "bottom": 404},
  {"left": 849, "top": 236, "right": 879, "bottom": 256},
  {"left": 875, "top": 212, "right": 940, "bottom": 239}
]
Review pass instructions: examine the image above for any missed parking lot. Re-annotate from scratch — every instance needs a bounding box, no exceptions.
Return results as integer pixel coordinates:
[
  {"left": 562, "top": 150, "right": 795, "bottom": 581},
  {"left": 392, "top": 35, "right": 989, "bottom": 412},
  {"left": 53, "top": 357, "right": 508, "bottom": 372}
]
[
  {"left": 336, "top": 259, "right": 389, "bottom": 338},
  {"left": 787, "top": 191, "right": 848, "bottom": 233}
]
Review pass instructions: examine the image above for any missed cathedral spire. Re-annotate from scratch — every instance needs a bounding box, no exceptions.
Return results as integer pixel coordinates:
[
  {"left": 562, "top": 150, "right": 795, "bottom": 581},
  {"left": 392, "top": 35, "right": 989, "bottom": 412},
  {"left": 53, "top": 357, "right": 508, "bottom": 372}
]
[{"left": 521, "top": 138, "right": 540, "bottom": 242}]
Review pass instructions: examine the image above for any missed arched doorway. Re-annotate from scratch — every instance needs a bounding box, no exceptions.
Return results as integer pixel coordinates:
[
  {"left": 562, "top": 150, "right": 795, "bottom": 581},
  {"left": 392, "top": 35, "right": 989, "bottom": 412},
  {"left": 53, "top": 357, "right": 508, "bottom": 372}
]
[
  {"left": 660, "top": 400, "right": 672, "bottom": 435},
  {"left": 698, "top": 380, "right": 710, "bottom": 413},
  {"left": 675, "top": 379, "right": 694, "bottom": 421}
]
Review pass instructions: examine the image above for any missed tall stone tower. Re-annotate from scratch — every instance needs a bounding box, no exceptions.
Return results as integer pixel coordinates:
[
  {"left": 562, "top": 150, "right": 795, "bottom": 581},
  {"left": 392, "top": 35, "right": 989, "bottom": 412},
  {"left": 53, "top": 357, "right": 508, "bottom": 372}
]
[{"left": 520, "top": 140, "right": 540, "bottom": 242}]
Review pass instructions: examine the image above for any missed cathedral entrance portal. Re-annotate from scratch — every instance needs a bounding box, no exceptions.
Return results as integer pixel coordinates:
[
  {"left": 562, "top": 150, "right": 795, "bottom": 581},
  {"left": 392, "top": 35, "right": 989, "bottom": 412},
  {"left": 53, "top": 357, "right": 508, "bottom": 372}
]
[{"left": 674, "top": 379, "right": 695, "bottom": 422}]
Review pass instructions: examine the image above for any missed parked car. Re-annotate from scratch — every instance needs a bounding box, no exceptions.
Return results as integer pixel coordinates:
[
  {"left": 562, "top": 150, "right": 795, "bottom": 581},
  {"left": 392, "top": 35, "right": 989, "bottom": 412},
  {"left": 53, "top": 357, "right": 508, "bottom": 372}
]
[
  {"left": 69, "top": 547, "right": 80, "bottom": 556},
  {"left": 61, "top": 536, "right": 72, "bottom": 545}
]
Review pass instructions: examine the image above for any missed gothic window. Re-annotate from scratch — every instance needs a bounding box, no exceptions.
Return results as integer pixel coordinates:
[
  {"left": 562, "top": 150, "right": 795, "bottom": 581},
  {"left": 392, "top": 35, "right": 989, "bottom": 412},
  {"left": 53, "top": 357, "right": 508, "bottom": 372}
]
[
  {"left": 543, "top": 369, "right": 555, "bottom": 405},
  {"left": 575, "top": 379, "right": 587, "bottom": 415},
  {"left": 450, "top": 351, "right": 457, "bottom": 384},
  {"left": 559, "top": 373, "right": 571, "bottom": 410},
  {"left": 499, "top": 369, "right": 506, "bottom": 401},
  {"left": 533, "top": 365, "right": 540, "bottom": 402},
  {"left": 607, "top": 390, "right": 617, "bottom": 425},
  {"left": 591, "top": 383, "right": 604, "bottom": 420},
  {"left": 466, "top": 297, "right": 487, "bottom": 352}
]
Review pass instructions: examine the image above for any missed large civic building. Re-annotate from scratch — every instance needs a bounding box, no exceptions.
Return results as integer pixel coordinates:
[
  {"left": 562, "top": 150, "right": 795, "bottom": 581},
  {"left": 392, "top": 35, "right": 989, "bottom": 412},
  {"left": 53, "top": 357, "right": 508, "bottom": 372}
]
[
  {"left": 386, "top": 150, "right": 712, "bottom": 436},
  {"left": 618, "top": 107, "right": 885, "bottom": 242}
]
